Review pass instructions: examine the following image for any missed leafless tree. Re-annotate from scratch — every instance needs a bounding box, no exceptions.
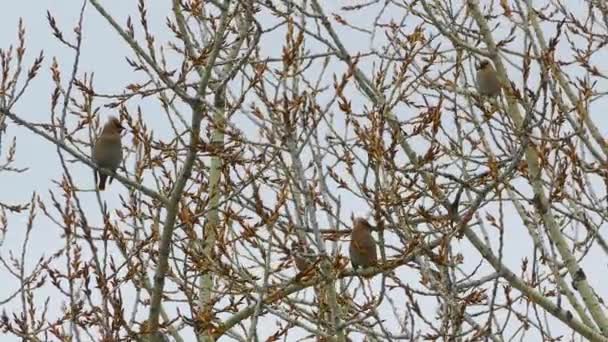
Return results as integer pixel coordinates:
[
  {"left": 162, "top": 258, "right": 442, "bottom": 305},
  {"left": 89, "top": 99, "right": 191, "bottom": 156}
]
[{"left": 1, "top": 0, "right": 608, "bottom": 341}]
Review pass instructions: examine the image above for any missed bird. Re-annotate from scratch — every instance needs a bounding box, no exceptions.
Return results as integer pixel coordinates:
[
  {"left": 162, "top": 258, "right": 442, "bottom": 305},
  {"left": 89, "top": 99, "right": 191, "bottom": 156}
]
[
  {"left": 475, "top": 60, "right": 501, "bottom": 97},
  {"left": 349, "top": 218, "right": 377, "bottom": 269},
  {"left": 92, "top": 116, "right": 124, "bottom": 190},
  {"left": 139, "top": 320, "right": 170, "bottom": 342},
  {"left": 291, "top": 241, "right": 314, "bottom": 273}
]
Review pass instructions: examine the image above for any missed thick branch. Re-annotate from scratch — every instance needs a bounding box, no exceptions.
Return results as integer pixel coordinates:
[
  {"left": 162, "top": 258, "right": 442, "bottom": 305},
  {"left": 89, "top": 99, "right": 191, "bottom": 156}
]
[{"left": 146, "top": 0, "right": 233, "bottom": 337}]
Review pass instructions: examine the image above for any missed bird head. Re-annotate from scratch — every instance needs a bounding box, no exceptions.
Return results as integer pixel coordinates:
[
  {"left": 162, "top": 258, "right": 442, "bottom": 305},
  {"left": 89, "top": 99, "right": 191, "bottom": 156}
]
[
  {"left": 107, "top": 116, "right": 124, "bottom": 133},
  {"left": 290, "top": 241, "right": 301, "bottom": 251},
  {"left": 353, "top": 217, "right": 375, "bottom": 231},
  {"left": 476, "top": 60, "right": 492, "bottom": 71}
]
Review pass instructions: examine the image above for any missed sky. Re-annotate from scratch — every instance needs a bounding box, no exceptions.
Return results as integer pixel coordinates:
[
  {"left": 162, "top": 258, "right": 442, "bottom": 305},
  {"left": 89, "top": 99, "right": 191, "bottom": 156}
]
[{"left": 1, "top": 1, "right": 607, "bottom": 341}]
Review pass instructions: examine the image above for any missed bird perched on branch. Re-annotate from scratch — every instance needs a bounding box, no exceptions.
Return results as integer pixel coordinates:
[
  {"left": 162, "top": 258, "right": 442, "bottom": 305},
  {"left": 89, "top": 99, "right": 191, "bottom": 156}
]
[
  {"left": 139, "top": 320, "right": 170, "bottom": 342},
  {"left": 475, "top": 60, "right": 501, "bottom": 97},
  {"left": 291, "top": 241, "right": 314, "bottom": 273},
  {"left": 92, "top": 116, "right": 124, "bottom": 190},
  {"left": 349, "top": 218, "right": 377, "bottom": 269}
]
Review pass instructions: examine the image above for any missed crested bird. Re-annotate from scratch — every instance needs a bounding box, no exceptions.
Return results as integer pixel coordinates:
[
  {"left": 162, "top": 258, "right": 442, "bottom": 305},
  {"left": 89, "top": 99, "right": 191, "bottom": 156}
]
[
  {"left": 349, "top": 218, "right": 377, "bottom": 269},
  {"left": 92, "top": 116, "right": 124, "bottom": 191},
  {"left": 475, "top": 60, "right": 501, "bottom": 97},
  {"left": 291, "top": 241, "right": 314, "bottom": 273}
]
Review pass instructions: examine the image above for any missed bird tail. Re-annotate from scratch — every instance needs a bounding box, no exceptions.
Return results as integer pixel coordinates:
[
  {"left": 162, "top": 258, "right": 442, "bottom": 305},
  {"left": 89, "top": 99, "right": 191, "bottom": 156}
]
[{"left": 98, "top": 173, "right": 108, "bottom": 191}]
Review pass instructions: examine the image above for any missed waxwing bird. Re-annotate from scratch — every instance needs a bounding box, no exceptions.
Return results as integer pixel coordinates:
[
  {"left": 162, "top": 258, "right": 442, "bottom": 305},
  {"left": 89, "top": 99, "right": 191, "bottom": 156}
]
[
  {"left": 139, "top": 320, "right": 170, "bottom": 342},
  {"left": 475, "top": 60, "right": 501, "bottom": 97},
  {"left": 291, "top": 241, "right": 314, "bottom": 273},
  {"left": 92, "top": 116, "right": 123, "bottom": 190},
  {"left": 349, "top": 218, "right": 377, "bottom": 269}
]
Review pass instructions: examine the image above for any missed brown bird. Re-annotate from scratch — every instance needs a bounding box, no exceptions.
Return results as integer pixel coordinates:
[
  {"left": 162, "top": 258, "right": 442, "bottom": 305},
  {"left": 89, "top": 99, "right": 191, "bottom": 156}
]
[
  {"left": 291, "top": 241, "right": 314, "bottom": 272},
  {"left": 475, "top": 60, "right": 501, "bottom": 97},
  {"left": 139, "top": 320, "right": 170, "bottom": 342},
  {"left": 92, "top": 116, "right": 124, "bottom": 190},
  {"left": 349, "top": 218, "right": 377, "bottom": 269}
]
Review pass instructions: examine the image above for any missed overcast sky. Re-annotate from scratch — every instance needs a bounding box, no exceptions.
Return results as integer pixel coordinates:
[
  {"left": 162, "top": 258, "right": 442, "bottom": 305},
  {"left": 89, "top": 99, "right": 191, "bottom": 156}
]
[{"left": 1, "top": 1, "right": 607, "bottom": 341}]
